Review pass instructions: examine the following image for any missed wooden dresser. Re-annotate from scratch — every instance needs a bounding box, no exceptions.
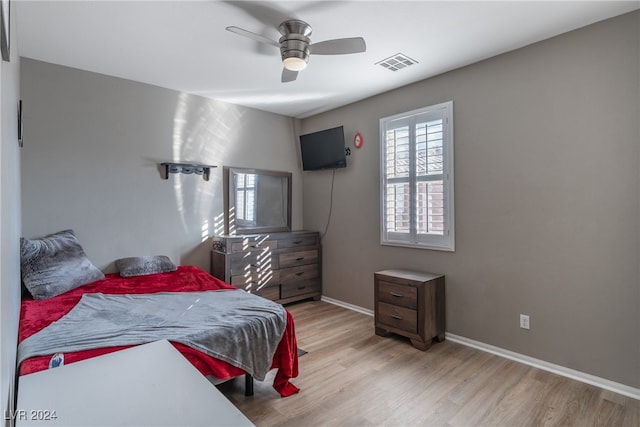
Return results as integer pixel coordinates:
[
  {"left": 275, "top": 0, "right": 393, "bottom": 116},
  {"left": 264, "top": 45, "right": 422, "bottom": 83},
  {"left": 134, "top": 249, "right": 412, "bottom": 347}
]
[
  {"left": 211, "top": 231, "right": 321, "bottom": 304},
  {"left": 374, "top": 269, "right": 445, "bottom": 350}
]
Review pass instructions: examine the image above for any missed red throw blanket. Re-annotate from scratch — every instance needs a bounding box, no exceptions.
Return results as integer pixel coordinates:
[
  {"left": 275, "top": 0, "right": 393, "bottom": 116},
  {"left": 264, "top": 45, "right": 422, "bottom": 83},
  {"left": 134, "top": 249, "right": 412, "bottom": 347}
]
[{"left": 18, "top": 266, "right": 299, "bottom": 397}]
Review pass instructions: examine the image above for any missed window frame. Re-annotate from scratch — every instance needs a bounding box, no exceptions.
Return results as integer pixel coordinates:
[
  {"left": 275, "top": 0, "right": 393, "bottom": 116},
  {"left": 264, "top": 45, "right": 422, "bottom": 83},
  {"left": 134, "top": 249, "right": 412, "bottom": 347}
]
[{"left": 379, "top": 100, "right": 455, "bottom": 251}]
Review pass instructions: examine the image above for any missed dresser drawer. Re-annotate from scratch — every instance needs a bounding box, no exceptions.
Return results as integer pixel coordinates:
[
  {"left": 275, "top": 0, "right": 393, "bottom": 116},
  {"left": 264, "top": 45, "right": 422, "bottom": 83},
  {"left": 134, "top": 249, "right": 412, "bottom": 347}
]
[
  {"left": 230, "top": 270, "right": 279, "bottom": 290},
  {"left": 281, "top": 279, "right": 321, "bottom": 299},
  {"left": 229, "top": 238, "right": 277, "bottom": 253},
  {"left": 377, "top": 280, "right": 417, "bottom": 309},
  {"left": 377, "top": 302, "right": 418, "bottom": 334},
  {"left": 253, "top": 285, "right": 280, "bottom": 301},
  {"left": 278, "top": 235, "right": 318, "bottom": 249},
  {"left": 278, "top": 249, "right": 318, "bottom": 268},
  {"left": 279, "top": 264, "right": 319, "bottom": 285},
  {"left": 229, "top": 250, "right": 274, "bottom": 274}
]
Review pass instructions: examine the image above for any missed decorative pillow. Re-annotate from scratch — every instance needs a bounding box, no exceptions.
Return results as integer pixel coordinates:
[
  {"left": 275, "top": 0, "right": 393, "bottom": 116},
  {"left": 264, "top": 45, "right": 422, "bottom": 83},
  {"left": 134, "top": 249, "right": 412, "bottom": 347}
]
[
  {"left": 115, "top": 255, "right": 177, "bottom": 277},
  {"left": 20, "top": 229, "right": 105, "bottom": 300}
]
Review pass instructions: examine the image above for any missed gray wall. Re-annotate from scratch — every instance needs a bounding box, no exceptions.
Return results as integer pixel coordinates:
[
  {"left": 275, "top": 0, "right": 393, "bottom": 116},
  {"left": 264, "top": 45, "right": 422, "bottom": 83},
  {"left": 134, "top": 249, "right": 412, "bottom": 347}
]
[
  {"left": 1, "top": 0, "right": 22, "bottom": 420},
  {"left": 20, "top": 58, "right": 302, "bottom": 273},
  {"left": 300, "top": 11, "right": 639, "bottom": 388}
]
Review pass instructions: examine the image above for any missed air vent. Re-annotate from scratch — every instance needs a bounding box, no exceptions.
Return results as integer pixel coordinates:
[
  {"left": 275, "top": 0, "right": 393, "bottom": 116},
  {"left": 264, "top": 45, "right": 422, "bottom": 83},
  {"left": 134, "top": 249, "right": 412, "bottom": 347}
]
[{"left": 376, "top": 53, "right": 418, "bottom": 71}]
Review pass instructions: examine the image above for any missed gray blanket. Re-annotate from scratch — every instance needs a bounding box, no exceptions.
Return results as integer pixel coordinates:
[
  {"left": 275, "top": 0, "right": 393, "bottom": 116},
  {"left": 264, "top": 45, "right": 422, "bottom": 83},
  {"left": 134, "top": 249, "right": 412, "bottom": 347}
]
[{"left": 17, "top": 290, "right": 287, "bottom": 380}]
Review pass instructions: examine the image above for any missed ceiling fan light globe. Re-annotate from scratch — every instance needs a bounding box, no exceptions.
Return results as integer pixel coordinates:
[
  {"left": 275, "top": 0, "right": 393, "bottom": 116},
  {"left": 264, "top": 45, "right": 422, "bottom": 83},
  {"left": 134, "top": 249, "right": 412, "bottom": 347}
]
[{"left": 283, "top": 57, "right": 308, "bottom": 71}]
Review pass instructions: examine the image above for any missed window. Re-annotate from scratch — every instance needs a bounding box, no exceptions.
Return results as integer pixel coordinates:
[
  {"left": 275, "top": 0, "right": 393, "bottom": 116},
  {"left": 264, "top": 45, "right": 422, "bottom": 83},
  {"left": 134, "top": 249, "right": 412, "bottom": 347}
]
[{"left": 380, "top": 101, "right": 454, "bottom": 251}]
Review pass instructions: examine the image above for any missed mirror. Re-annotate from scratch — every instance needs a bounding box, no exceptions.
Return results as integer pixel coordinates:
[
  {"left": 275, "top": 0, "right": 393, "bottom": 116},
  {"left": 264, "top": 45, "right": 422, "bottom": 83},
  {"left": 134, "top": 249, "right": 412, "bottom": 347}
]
[{"left": 224, "top": 167, "right": 292, "bottom": 235}]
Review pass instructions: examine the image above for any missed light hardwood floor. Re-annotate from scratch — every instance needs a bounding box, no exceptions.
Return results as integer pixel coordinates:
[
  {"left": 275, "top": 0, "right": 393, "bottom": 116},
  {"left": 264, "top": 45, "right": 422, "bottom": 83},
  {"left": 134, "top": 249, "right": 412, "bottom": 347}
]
[{"left": 217, "top": 300, "right": 639, "bottom": 426}]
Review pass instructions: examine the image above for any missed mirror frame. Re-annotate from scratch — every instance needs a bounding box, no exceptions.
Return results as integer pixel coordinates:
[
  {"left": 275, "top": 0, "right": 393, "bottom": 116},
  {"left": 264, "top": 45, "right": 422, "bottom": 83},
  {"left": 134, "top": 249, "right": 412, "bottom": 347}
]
[{"left": 223, "top": 166, "right": 292, "bottom": 235}]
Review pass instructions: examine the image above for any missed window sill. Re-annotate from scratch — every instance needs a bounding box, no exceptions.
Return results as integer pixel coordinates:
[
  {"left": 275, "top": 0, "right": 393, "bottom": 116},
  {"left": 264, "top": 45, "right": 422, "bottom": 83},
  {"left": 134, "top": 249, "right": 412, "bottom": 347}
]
[{"left": 380, "top": 240, "right": 455, "bottom": 252}]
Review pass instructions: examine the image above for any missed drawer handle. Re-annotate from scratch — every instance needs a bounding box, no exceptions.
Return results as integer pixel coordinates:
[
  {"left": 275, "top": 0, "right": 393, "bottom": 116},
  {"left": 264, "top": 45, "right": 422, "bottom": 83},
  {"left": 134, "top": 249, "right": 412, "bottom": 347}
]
[
  {"left": 390, "top": 292, "right": 404, "bottom": 298},
  {"left": 297, "top": 286, "right": 306, "bottom": 290},
  {"left": 295, "top": 257, "right": 305, "bottom": 261},
  {"left": 292, "top": 240, "right": 303, "bottom": 245},
  {"left": 391, "top": 314, "right": 403, "bottom": 320},
  {"left": 295, "top": 272, "right": 305, "bottom": 276},
  {"left": 249, "top": 244, "right": 259, "bottom": 248},
  {"left": 250, "top": 263, "right": 259, "bottom": 267}
]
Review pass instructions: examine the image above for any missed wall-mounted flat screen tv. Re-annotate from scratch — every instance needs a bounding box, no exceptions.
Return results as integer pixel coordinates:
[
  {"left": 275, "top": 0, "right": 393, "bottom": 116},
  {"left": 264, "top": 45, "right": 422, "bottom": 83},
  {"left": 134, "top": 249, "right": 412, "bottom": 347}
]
[{"left": 299, "top": 126, "right": 346, "bottom": 171}]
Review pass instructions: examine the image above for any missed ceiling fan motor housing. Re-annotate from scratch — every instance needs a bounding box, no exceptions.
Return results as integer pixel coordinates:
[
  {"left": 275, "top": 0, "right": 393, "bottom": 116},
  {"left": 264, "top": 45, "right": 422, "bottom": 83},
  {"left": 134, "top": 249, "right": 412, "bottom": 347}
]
[
  {"left": 279, "top": 20, "right": 312, "bottom": 70},
  {"left": 226, "top": 18, "right": 366, "bottom": 80}
]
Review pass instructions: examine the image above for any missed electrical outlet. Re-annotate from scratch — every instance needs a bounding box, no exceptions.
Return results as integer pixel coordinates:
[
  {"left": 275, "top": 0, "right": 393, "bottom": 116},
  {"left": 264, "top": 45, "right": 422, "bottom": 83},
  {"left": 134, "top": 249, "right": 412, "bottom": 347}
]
[{"left": 520, "top": 314, "right": 530, "bottom": 330}]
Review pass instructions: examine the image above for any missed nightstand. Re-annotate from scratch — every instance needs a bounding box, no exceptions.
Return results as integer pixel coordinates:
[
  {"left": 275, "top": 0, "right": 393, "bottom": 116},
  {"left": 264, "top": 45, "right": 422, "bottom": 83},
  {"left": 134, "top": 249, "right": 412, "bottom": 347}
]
[{"left": 374, "top": 269, "right": 445, "bottom": 350}]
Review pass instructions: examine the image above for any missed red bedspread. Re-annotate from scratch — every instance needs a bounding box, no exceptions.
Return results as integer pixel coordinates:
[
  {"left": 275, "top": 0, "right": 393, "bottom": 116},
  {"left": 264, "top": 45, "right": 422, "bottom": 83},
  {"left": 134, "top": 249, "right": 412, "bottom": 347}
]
[{"left": 18, "top": 266, "right": 299, "bottom": 397}]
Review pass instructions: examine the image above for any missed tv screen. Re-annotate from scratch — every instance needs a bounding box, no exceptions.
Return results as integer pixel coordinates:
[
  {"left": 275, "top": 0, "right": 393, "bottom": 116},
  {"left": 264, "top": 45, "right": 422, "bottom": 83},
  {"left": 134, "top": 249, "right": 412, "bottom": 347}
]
[{"left": 299, "top": 126, "right": 347, "bottom": 171}]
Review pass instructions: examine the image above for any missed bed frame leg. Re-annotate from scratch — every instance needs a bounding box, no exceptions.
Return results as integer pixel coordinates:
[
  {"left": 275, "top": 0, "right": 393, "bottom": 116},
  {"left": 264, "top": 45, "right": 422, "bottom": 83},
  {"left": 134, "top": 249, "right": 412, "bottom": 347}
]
[{"left": 244, "top": 374, "right": 254, "bottom": 396}]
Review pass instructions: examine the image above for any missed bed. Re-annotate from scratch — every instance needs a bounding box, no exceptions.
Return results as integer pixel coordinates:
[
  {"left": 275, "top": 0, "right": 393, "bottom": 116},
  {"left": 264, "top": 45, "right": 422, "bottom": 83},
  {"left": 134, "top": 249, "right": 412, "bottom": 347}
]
[{"left": 17, "top": 264, "right": 300, "bottom": 397}]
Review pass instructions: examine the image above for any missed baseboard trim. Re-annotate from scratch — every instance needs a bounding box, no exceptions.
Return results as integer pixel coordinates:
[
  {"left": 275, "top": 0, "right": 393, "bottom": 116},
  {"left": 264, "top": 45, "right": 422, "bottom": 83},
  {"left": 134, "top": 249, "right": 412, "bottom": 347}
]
[
  {"left": 320, "top": 296, "right": 374, "bottom": 317},
  {"left": 319, "top": 296, "right": 639, "bottom": 400},
  {"left": 446, "top": 333, "right": 639, "bottom": 400}
]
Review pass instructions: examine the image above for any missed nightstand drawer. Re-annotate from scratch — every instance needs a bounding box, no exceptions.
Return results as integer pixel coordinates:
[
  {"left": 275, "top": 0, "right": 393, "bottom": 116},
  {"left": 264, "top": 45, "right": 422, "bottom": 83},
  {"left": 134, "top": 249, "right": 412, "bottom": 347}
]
[
  {"left": 377, "top": 302, "right": 417, "bottom": 334},
  {"left": 377, "top": 280, "right": 417, "bottom": 309}
]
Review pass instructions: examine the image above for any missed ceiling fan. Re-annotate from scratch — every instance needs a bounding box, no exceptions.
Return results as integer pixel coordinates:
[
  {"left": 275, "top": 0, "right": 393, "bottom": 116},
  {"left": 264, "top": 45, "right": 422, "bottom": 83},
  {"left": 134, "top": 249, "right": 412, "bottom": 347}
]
[{"left": 226, "top": 20, "right": 366, "bottom": 83}]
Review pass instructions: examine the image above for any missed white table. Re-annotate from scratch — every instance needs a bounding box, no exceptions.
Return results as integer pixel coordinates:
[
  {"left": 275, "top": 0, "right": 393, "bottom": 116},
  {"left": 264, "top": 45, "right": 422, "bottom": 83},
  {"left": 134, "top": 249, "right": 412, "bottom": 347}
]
[{"left": 15, "top": 340, "right": 254, "bottom": 426}]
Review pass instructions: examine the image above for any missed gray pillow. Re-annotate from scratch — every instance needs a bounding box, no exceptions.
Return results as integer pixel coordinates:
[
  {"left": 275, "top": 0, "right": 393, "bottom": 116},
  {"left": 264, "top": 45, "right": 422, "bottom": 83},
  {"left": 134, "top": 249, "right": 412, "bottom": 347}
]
[
  {"left": 115, "top": 255, "right": 177, "bottom": 277},
  {"left": 20, "top": 229, "right": 105, "bottom": 300}
]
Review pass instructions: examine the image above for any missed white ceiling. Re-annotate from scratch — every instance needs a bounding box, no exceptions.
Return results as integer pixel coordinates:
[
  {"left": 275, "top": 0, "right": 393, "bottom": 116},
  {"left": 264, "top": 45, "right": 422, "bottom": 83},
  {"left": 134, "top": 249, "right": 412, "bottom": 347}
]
[{"left": 16, "top": 1, "right": 640, "bottom": 118}]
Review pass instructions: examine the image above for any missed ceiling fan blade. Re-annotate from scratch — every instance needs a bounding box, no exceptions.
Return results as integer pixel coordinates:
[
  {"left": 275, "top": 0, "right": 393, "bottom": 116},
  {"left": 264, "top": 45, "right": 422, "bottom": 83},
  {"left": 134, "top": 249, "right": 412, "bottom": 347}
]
[
  {"left": 226, "top": 26, "right": 280, "bottom": 48},
  {"left": 282, "top": 68, "right": 298, "bottom": 83},
  {"left": 309, "top": 37, "right": 366, "bottom": 55}
]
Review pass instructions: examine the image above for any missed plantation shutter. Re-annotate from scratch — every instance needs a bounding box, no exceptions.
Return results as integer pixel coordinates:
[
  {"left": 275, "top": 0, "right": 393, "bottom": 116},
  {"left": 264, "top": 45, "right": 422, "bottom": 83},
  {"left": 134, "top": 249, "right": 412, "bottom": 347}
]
[{"left": 380, "top": 101, "right": 454, "bottom": 251}]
